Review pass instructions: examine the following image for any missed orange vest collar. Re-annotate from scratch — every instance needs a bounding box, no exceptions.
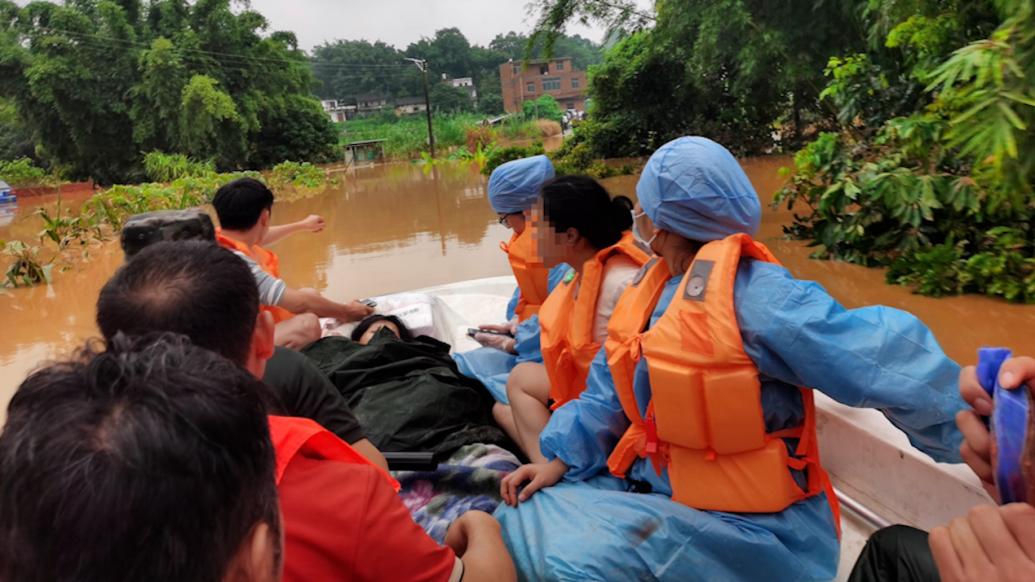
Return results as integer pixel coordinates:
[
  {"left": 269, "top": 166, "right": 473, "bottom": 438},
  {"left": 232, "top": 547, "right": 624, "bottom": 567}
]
[
  {"left": 267, "top": 415, "right": 398, "bottom": 491},
  {"left": 502, "top": 229, "right": 552, "bottom": 322}
]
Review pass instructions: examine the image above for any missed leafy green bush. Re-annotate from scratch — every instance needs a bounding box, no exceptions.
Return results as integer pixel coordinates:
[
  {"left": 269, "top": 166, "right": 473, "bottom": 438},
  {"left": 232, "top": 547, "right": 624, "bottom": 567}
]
[
  {"left": 0, "top": 158, "right": 57, "bottom": 187},
  {"left": 778, "top": 0, "right": 1035, "bottom": 303},
  {"left": 522, "top": 95, "right": 564, "bottom": 123},
  {"left": 547, "top": 128, "right": 636, "bottom": 179},
  {"left": 482, "top": 143, "right": 546, "bottom": 175},
  {"left": 267, "top": 161, "right": 327, "bottom": 191},
  {"left": 142, "top": 152, "right": 215, "bottom": 182}
]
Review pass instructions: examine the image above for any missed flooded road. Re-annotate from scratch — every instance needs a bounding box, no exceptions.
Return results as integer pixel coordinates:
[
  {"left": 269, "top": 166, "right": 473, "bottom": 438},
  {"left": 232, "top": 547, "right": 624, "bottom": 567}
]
[{"left": 1, "top": 157, "right": 1033, "bottom": 420}]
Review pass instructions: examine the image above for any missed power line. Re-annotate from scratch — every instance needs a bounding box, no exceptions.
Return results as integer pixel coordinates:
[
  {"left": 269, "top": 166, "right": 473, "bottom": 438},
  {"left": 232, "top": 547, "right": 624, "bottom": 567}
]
[
  {"left": 29, "top": 32, "right": 426, "bottom": 99},
  {"left": 30, "top": 25, "right": 415, "bottom": 71}
]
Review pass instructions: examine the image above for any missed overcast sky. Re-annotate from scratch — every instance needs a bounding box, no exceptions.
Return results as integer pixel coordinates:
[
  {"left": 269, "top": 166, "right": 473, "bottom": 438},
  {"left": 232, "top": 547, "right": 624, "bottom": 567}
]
[{"left": 248, "top": 0, "right": 653, "bottom": 51}]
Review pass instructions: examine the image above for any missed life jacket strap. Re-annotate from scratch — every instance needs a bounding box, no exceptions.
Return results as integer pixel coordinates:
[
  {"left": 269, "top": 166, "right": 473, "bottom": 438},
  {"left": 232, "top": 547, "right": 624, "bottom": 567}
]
[{"left": 607, "top": 425, "right": 646, "bottom": 479}]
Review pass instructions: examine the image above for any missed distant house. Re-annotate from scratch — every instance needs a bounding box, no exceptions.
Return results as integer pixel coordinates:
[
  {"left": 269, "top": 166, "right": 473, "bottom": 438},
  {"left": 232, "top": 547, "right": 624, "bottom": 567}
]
[
  {"left": 320, "top": 99, "right": 355, "bottom": 123},
  {"left": 356, "top": 95, "right": 390, "bottom": 114},
  {"left": 395, "top": 96, "right": 428, "bottom": 116},
  {"left": 448, "top": 77, "right": 478, "bottom": 102},
  {"left": 499, "top": 57, "right": 588, "bottom": 113},
  {"left": 344, "top": 139, "right": 386, "bottom": 165}
]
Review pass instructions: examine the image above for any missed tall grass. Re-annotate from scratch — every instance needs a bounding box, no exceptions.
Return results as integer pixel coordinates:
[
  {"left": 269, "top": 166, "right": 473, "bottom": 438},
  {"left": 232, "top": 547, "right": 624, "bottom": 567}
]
[{"left": 339, "top": 113, "right": 543, "bottom": 159}]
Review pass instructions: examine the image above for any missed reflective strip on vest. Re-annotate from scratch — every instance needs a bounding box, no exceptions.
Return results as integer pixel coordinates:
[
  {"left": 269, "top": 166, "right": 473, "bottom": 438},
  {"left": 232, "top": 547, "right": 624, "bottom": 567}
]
[
  {"left": 268, "top": 415, "right": 399, "bottom": 491},
  {"left": 539, "top": 232, "right": 649, "bottom": 409},
  {"left": 502, "top": 228, "right": 552, "bottom": 322}
]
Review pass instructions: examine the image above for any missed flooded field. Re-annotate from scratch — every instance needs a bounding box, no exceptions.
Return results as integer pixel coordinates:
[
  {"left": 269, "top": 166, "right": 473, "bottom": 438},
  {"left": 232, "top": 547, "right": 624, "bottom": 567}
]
[{"left": 1, "top": 157, "right": 1032, "bottom": 419}]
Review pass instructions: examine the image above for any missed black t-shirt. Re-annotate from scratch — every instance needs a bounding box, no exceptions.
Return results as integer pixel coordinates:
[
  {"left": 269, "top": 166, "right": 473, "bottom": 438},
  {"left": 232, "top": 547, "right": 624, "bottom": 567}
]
[{"left": 263, "top": 347, "right": 366, "bottom": 445}]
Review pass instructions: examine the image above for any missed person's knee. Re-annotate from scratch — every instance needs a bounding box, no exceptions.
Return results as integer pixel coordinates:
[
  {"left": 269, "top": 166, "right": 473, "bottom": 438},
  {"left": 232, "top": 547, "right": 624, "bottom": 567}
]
[
  {"left": 506, "top": 364, "right": 534, "bottom": 400},
  {"left": 508, "top": 363, "right": 550, "bottom": 403}
]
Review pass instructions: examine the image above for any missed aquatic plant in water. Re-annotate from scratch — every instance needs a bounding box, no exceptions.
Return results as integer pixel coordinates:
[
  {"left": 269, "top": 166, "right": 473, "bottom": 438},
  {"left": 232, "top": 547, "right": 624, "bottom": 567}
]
[{"left": 1, "top": 240, "right": 51, "bottom": 288}]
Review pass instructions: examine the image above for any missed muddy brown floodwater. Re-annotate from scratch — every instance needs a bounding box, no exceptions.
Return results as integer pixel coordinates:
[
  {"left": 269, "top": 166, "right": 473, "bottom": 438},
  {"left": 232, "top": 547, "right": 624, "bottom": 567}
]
[{"left": 0, "top": 157, "right": 1033, "bottom": 422}]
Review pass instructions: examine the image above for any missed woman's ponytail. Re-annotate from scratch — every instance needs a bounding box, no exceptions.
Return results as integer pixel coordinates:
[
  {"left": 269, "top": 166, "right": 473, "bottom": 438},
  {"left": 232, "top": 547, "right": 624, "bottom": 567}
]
[{"left": 610, "top": 196, "right": 634, "bottom": 234}]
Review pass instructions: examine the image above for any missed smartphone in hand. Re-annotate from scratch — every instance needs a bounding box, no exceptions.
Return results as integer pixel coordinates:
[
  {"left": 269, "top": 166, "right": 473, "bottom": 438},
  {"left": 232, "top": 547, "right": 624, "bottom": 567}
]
[{"left": 467, "top": 327, "right": 513, "bottom": 338}]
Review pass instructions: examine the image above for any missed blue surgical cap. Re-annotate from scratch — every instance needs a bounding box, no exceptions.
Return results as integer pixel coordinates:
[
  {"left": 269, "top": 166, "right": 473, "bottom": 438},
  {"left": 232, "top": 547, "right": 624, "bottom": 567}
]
[
  {"left": 487, "top": 155, "right": 555, "bottom": 214},
  {"left": 636, "top": 137, "right": 761, "bottom": 242}
]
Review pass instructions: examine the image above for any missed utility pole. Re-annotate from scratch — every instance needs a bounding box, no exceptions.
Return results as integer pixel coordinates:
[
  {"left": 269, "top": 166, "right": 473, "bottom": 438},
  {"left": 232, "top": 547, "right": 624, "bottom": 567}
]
[{"left": 405, "top": 57, "right": 435, "bottom": 159}]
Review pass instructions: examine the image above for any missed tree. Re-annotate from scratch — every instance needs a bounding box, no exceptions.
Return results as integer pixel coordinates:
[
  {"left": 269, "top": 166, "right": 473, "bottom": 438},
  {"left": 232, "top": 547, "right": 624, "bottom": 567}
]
[
  {"left": 0, "top": 0, "right": 338, "bottom": 182},
  {"left": 130, "top": 38, "right": 188, "bottom": 153},
  {"left": 476, "top": 76, "right": 504, "bottom": 114},
  {"left": 310, "top": 39, "right": 420, "bottom": 99},
  {"left": 252, "top": 94, "right": 340, "bottom": 167},
  {"left": 777, "top": 0, "right": 1035, "bottom": 302},
  {"left": 522, "top": 94, "right": 563, "bottom": 122},
  {"left": 179, "top": 74, "right": 244, "bottom": 167},
  {"left": 0, "top": 97, "right": 34, "bottom": 161},
  {"left": 430, "top": 82, "right": 474, "bottom": 113},
  {"left": 405, "top": 28, "right": 474, "bottom": 81},
  {"left": 490, "top": 30, "right": 603, "bottom": 70},
  {"left": 529, "top": 0, "right": 864, "bottom": 156}
]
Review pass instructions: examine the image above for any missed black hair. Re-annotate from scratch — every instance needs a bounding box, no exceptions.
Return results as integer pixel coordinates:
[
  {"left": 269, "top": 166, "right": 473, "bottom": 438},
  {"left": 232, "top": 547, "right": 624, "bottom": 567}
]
[
  {"left": 97, "top": 240, "right": 259, "bottom": 365},
  {"left": 212, "top": 177, "right": 275, "bottom": 231},
  {"left": 0, "top": 333, "right": 280, "bottom": 582},
  {"left": 351, "top": 314, "right": 414, "bottom": 343},
  {"left": 541, "top": 175, "right": 634, "bottom": 249}
]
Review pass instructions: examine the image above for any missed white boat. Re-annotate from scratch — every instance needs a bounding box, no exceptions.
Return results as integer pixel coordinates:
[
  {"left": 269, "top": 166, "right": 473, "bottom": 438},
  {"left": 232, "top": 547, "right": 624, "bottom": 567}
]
[{"left": 360, "top": 275, "right": 992, "bottom": 582}]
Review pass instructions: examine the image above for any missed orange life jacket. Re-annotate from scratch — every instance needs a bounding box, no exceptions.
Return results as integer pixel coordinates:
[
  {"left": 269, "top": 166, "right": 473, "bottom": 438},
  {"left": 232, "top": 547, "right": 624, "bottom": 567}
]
[
  {"left": 216, "top": 230, "right": 295, "bottom": 324},
  {"left": 501, "top": 227, "right": 552, "bottom": 322},
  {"left": 606, "top": 234, "right": 840, "bottom": 520},
  {"left": 267, "top": 415, "right": 398, "bottom": 491},
  {"left": 539, "top": 232, "right": 649, "bottom": 409},
  {"left": 604, "top": 256, "right": 671, "bottom": 474}
]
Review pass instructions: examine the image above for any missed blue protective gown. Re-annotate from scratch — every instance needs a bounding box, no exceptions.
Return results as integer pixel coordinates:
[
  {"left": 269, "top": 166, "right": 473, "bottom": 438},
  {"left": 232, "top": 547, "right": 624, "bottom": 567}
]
[
  {"left": 454, "top": 263, "right": 570, "bottom": 403},
  {"left": 496, "top": 260, "right": 965, "bottom": 581}
]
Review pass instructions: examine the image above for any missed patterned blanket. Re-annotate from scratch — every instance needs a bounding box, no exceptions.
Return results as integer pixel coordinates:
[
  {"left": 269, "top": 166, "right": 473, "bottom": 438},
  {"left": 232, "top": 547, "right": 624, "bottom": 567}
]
[{"left": 395, "top": 443, "right": 521, "bottom": 542}]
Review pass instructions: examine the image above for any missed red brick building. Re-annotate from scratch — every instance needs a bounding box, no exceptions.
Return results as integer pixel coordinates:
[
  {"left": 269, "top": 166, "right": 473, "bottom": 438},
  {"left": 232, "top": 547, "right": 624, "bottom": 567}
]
[{"left": 500, "top": 58, "right": 588, "bottom": 114}]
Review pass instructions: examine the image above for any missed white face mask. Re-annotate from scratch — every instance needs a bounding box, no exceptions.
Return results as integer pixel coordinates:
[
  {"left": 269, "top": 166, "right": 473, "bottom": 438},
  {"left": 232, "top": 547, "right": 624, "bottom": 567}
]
[{"left": 631, "top": 210, "right": 657, "bottom": 248}]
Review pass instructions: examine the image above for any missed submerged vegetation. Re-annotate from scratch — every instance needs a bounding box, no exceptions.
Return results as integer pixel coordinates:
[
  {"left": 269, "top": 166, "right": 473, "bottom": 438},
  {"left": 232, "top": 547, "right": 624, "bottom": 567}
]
[
  {"left": 0, "top": 158, "right": 59, "bottom": 188},
  {"left": 1, "top": 153, "right": 333, "bottom": 288}
]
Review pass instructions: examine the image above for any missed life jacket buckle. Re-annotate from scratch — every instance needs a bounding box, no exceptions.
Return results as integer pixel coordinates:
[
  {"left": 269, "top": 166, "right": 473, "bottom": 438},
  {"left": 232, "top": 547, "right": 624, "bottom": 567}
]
[
  {"left": 629, "top": 335, "right": 644, "bottom": 363},
  {"left": 645, "top": 411, "right": 658, "bottom": 454}
]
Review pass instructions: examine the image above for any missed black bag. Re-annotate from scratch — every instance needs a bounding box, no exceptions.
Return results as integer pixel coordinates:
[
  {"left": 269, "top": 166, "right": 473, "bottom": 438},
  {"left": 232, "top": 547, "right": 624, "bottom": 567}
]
[{"left": 121, "top": 209, "right": 215, "bottom": 257}]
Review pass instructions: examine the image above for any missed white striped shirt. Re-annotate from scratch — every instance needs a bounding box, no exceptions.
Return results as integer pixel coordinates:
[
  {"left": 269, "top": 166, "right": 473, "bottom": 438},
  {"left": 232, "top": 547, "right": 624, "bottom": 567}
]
[{"left": 230, "top": 250, "right": 287, "bottom": 306}]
